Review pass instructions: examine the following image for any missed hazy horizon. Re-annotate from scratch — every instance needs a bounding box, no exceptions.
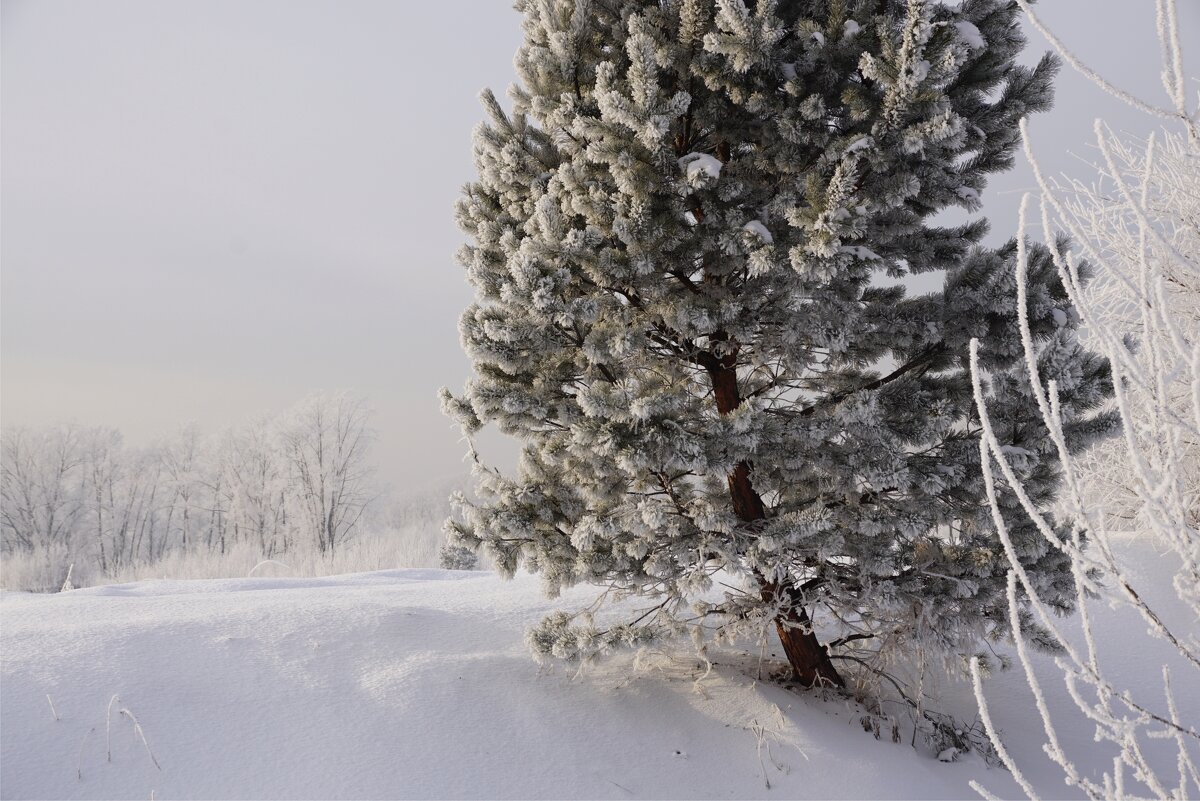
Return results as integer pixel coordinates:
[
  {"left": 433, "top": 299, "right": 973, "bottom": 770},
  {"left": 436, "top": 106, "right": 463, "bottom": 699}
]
[{"left": 2, "top": 0, "right": 1195, "bottom": 492}]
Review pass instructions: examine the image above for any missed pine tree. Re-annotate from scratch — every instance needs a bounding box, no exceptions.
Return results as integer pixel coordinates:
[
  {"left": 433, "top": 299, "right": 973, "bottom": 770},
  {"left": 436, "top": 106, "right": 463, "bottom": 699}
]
[{"left": 442, "top": 0, "right": 1114, "bottom": 688}]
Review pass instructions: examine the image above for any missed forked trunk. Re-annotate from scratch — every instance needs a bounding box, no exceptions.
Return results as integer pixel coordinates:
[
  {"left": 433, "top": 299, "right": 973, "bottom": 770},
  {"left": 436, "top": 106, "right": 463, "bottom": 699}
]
[{"left": 702, "top": 345, "right": 844, "bottom": 688}]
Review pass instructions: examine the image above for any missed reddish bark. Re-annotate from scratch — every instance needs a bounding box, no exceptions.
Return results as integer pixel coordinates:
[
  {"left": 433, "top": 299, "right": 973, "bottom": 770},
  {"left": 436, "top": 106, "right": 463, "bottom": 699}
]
[
  {"left": 701, "top": 343, "right": 845, "bottom": 688},
  {"left": 762, "top": 581, "right": 845, "bottom": 689}
]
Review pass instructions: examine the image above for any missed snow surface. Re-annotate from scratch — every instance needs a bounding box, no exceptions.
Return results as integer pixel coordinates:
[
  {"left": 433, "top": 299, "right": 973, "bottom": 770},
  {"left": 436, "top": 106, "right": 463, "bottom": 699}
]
[{"left": 2, "top": 540, "right": 1195, "bottom": 800}]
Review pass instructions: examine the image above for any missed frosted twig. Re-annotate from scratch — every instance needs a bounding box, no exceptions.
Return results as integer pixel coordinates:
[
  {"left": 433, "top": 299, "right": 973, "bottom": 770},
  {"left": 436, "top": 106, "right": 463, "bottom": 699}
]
[
  {"left": 969, "top": 657, "right": 1041, "bottom": 801},
  {"left": 105, "top": 694, "right": 119, "bottom": 762},
  {"left": 1094, "top": 120, "right": 1200, "bottom": 281},
  {"left": 751, "top": 720, "right": 773, "bottom": 790},
  {"left": 247, "top": 559, "right": 292, "bottom": 577},
  {"left": 76, "top": 726, "right": 95, "bottom": 781},
  {"left": 120, "top": 708, "right": 162, "bottom": 771},
  {"left": 969, "top": 9, "right": 1200, "bottom": 790},
  {"left": 46, "top": 694, "right": 60, "bottom": 721},
  {"left": 1003, "top": 572, "right": 1088, "bottom": 793},
  {"left": 1014, "top": 0, "right": 1192, "bottom": 124}
]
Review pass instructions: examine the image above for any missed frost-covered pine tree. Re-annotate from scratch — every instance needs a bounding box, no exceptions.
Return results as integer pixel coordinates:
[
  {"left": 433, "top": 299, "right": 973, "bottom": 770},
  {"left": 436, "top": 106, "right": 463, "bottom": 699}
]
[{"left": 443, "top": 0, "right": 1114, "bottom": 688}]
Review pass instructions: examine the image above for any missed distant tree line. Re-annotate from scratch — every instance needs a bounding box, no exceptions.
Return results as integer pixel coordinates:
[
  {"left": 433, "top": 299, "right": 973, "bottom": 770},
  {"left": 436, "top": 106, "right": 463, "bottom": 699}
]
[{"left": 1, "top": 393, "right": 374, "bottom": 588}]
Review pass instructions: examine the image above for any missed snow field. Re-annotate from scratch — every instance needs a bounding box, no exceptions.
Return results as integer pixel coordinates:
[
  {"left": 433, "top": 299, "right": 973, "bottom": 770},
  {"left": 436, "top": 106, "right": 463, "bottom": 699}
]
[{"left": 2, "top": 537, "right": 1195, "bottom": 800}]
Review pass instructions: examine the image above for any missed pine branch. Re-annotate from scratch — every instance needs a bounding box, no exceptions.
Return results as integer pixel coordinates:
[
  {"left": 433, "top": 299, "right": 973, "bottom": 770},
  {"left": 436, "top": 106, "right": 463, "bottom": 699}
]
[{"left": 796, "top": 342, "right": 948, "bottom": 418}]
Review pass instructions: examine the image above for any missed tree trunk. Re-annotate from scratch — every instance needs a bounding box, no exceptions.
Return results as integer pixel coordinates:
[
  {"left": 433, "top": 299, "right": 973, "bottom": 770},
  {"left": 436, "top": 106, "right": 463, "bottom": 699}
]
[
  {"left": 95, "top": 483, "right": 108, "bottom": 573},
  {"left": 702, "top": 344, "right": 844, "bottom": 688},
  {"left": 761, "top": 580, "right": 844, "bottom": 688}
]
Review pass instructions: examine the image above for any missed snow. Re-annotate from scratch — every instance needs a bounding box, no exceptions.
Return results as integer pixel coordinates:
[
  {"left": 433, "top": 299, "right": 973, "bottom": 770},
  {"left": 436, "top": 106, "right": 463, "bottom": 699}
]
[
  {"left": 954, "top": 21, "right": 985, "bottom": 50},
  {"left": 839, "top": 245, "right": 882, "bottom": 260},
  {"left": 2, "top": 540, "right": 1195, "bottom": 800},
  {"left": 843, "top": 20, "right": 861, "bottom": 39},
  {"left": 845, "top": 135, "right": 873, "bottom": 155},
  {"left": 956, "top": 186, "right": 980, "bottom": 204},
  {"left": 678, "top": 153, "right": 722, "bottom": 184},
  {"left": 742, "top": 220, "right": 774, "bottom": 244}
]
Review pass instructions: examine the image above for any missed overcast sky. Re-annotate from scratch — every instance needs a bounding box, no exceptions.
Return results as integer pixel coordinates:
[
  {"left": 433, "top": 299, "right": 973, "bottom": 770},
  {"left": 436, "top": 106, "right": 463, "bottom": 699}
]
[{"left": 2, "top": 1, "right": 1196, "bottom": 492}]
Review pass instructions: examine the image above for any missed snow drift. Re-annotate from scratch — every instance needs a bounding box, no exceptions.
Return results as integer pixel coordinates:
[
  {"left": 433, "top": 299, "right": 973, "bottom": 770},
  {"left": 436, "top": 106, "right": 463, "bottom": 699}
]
[{"left": 1, "top": 541, "right": 1194, "bottom": 800}]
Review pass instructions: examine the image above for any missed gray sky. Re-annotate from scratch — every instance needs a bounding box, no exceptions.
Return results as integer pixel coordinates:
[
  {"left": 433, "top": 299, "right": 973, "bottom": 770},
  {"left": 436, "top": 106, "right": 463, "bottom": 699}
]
[{"left": 2, "top": 1, "right": 1196, "bottom": 491}]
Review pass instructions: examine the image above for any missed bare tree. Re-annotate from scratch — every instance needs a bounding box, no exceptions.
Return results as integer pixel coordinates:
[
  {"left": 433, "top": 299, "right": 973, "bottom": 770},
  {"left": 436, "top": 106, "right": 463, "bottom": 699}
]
[
  {"left": 80, "top": 427, "right": 164, "bottom": 572},
  {"left": 161, "top": 424, "right": 206, "bottom": 557},
  {"left": 0, "top": 425, "right": 86, "bottom": 554},
  {"left": 226, "top": 416, "right": 289, "bottom": 556},
  {"left": 279, "top": 393, "right": 374, "bottom": 557},
  {"left": 2, "top": 393, "right": 382, "bottom": 588}
]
